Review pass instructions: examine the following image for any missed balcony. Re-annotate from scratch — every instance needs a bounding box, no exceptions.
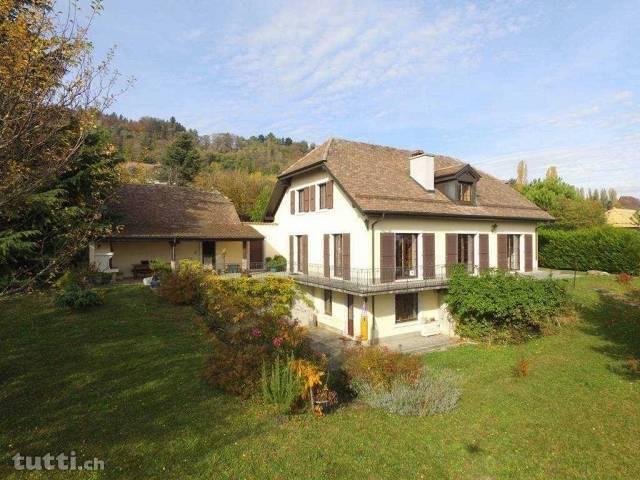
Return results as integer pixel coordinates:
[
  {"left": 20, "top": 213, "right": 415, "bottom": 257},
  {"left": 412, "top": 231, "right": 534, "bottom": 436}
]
[{"left": 286, "top": 263, "right": 451, "bottom": 295}]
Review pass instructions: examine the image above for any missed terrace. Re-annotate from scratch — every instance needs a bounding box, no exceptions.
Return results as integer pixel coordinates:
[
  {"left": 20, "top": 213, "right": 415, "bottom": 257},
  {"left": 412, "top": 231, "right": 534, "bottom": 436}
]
[{"left": 282, "top": 263, "right": 451, "bottom": 295}]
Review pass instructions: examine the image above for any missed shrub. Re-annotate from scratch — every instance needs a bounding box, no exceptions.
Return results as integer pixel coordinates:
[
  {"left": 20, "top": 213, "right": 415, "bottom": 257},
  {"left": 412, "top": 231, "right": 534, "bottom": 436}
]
[
  {"left": 158, "top": 259, "right": 208, "bottom": 305},
  {"left": 538, "top": 227, "right": 640, "bottom": 275},
  {"left": 446, "top": 269, "right": 570, "bottom": 342},
  {"left": 54, "top": 268, "right": 103, "bottom": 310},
  {"left": 355, "top": 367, "right": 461, "bottom": 416},
  {"left": 343, "top": 346, "right": 422, "bottom": 391},
  {"left": 266, "top": 255, "right": 287, "bottom": 272},
  {"left": 150, "top": 259, "right": 172, "bottom": 275},
  {"left": 261, "top": 354, "right": 303, "bottom": 414},
  {"left": 513, "top": 357, "right": 531, "bottom": 377},
  {"left": 617, "top": 272, "right": 633, "bottom": 285},
  {"left": 54, "top": 286, "right": 103, "bottom": 309},
  {"left": 201, "top": 276, "right": 312, "bottom": 397}
]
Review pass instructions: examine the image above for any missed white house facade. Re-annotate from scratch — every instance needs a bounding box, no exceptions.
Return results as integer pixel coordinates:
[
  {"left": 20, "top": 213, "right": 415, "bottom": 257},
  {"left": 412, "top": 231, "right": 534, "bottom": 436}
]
[{"left": 254, "top": 138, "right": 552, "bottom": 344}]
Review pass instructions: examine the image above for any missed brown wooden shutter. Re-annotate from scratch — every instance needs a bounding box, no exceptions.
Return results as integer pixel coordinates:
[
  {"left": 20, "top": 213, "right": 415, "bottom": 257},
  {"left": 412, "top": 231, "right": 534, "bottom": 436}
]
[
  {"left": 303, "top": 187, "right": 309, "bottom": 212},
  {"left": 422, "top": 233, "right": 435, "bottom": 279},
  {"left": 479, "top": 234, "right": 489, "bottom": 271},
  {"left": 445, "top": 234, "right": 458, "bottom": 274},
  {"left": 302, "top": 235, "right": 308, "bottom": 274},
  {"left": 497, "top": 234, "right": 508, "bottom": 270},
  {"left": 468, "top": 235, "right": 475, "bottom": 272},
  {"left": 310, "top": 185, "right": 316, "bottom": 212},
  {"left": 326, "top": 180, "right": 334, "bottom": 209},
  {"left": 342, "top": 233, "right": 350, "bottom": 280},
  {"left": 380, "top": 232, "right": 395, "bottom": 283},
  {"left": 524, "top": 234, "right": 533, "bottom": 272},
  {"left": 323, "top": 234, "right": 330, "bottom": 277},
  {"left": 249, "top": 239, "right": 264, "bottom": 269},
  {"left": 290, "top": 190, "right": 295, "bottom": 214},
  {"left": 289, "top": 235, "right": 294, "bottom": 272}
]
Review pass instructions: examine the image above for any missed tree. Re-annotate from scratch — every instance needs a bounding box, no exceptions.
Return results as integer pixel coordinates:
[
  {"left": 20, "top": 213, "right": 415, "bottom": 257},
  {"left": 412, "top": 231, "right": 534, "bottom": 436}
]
[
  {"left": 194, "top": 167, "right": 275, "bottom": 220},
  {"left": 516, "top": 160, "right": 528, "bottom": 186},
  {"left": 1, "top": 127, "right": 122, "bottom": 292},
  {"left": 632, "top": 210, "right": 640, "bottom": 227},
  {"left": 0, "top": 1, "right": 123, "bottom": 293},
  {"left": 162, "top": 133, "right": 201, "bottom": 185},
  {"left": 545, "top": 166, "right": 558, "bottom": 179},
  {"left": 521, "top": 177, "right": 605, "bottom": 229},
  {"left": 249, "top": 185, "right": 273, "bottom": 221}
]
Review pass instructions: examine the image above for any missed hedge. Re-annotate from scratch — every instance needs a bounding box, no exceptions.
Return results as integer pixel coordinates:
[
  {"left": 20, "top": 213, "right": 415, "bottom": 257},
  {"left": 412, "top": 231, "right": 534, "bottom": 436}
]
[
  {"left": 446, "top": 269, "right": 569, "bottom": 342},
  {"left": 538, "top": 227, "right": 640, "bottom": 275}
]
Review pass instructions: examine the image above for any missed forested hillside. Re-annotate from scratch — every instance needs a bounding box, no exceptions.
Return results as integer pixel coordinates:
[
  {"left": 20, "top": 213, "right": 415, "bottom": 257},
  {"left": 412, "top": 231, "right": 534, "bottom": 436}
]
[{"left": 98, "top": 113, "right": 313, "bottom": 220}]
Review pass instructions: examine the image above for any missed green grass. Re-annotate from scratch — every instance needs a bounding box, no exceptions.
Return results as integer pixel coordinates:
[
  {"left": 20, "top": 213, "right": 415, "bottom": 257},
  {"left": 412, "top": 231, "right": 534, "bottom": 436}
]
[{"left": 1, "top": 279, "right": 639, "bottom": 479}]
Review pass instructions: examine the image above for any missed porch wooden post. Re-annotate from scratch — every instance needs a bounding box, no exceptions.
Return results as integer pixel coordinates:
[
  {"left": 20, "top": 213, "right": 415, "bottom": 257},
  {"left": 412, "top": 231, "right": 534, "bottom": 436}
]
[{"left": 170, "top": 239, "right": 177, "bottom": 271}]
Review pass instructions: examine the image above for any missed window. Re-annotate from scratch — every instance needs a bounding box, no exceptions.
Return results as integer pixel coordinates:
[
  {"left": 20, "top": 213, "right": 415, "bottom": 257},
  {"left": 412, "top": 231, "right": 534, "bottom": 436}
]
[
  {"left": 395, "top": 233, "right": 417, "bottom": 279},
  {"left": 296, "top": 235, "right": 303, "bottom": 272},
  {"left": 333, "top": 234, "right": 343, "bottom": 277},
  {"left": 507, "top": 234, "right": 520, "bottom": 271},
  {"left": 395, "top": 293, "right": 418, "bottom": 323},
  {"left": 297, "top": 189, "right": 305, "bottom": 213},
  {"left": 319, "top": 183, "right": 327, "bottom": 209},
  {"left": 324, "top": 289, "right": 332, "bottom": 315},
  {"left": 458, "top": 182, "right": 472, "bottom": 203},
  {"left": 457, "top": 234, "right": 474, "bottom": 272}
]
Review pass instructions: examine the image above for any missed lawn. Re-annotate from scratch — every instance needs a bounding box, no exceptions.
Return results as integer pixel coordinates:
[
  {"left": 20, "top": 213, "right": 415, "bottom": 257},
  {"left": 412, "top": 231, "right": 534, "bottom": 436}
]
[{"left": 1, "top": 278, "right": 639, "bottom": 479}]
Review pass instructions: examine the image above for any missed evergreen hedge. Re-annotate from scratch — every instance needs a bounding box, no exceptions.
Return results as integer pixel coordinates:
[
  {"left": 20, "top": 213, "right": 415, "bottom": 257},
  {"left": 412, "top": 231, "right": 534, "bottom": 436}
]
[
  {"left": 446, "top": 269, "right": 569, "bottom": 342},
  {"left": 538, "top": 227, "right": 640, "bottom": 275}
]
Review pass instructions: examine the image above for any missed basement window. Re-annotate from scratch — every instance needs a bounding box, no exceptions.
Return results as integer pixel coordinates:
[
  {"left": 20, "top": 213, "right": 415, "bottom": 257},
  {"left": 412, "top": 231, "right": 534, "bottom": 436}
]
[
  {"left": 395, "top": 293, "right": 418, "bottom": 323},
  {"left": 324, "top": 289, "right": 332, "bottom": 316}
]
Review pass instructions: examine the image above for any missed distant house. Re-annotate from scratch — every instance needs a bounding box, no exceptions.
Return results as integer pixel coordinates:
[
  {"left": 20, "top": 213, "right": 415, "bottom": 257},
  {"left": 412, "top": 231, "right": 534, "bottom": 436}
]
[
  {"left": 90, "top": 184, "right": 264, "bottom": 278},
  {"left": 606, "top": 208, "right": 639, "bottom": 229},
  {"left": 618, "top": 196, "right": 640, "bottom": 210}
]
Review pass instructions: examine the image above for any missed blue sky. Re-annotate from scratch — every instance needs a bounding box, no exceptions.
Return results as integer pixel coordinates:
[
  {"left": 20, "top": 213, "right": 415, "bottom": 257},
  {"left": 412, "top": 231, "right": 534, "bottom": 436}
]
[{"left": 88, "top": 0, "right": 640, "bottom": 195}]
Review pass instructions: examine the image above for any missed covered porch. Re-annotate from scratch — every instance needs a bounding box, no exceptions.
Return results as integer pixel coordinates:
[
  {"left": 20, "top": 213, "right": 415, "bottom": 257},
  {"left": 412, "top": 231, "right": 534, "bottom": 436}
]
[{"left": 90, "top": 237, "right": 265, "bottom": 279}]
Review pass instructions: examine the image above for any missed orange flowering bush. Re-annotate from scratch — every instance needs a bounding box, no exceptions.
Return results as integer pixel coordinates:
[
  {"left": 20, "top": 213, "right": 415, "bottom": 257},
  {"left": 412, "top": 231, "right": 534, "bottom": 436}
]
[{"left": 343, "top": 346, "right": 422, "bottom": 391}]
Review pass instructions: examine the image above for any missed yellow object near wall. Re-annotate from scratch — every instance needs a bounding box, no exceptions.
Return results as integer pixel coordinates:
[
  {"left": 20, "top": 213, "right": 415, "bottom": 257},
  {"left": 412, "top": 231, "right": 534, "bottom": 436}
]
[{"left": 360, "top": 315, "right": 368, "bottom": 342}]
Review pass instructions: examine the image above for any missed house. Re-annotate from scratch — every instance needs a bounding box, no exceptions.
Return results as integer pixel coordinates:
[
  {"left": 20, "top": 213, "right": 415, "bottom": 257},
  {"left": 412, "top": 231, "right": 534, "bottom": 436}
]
[
  {"left": 606, "top": 208, "right": 639, "bottom": 229},
  {"left": 90, "top": 184, "right": 264, "bottom": 278},
  {"left": 252, "top": 138, "right": 553, "bottom": 344}
]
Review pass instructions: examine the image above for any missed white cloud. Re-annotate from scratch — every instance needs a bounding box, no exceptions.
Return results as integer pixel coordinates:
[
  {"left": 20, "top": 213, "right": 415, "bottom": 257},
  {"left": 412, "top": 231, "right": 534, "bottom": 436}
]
[{"left": 203, "top": 0, "right": 531, "bottom": 137}]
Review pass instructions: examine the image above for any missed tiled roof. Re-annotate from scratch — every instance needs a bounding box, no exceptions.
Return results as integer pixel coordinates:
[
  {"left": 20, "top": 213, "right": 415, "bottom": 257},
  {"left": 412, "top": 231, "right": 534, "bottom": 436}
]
[
  {"left": 108, "top": 184, "right": 263, "bottom": 239},
  {"left": 277, "top": 138, "right": 553, "bottom": 221},
  {"left": 606, "top": 208, "right": 639, "bottom": 228}
]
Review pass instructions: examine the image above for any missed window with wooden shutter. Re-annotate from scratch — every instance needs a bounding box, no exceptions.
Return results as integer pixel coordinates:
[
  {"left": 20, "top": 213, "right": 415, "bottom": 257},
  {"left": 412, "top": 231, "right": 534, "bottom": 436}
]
[
  {"left": 326, "top": 180, "right": 334, "bottom": 209},
  {"left": 479, "top": 234, "right": 489, "bottom": 271},
  {"left": 289, "top": 235, "right": 294, "bottom": 272},
  {"left": 445, "top": 233, "right": 458, "bottom": 275},
  {"left": 497, "top": 234, "right": 508, "bottom": 270},
  {"left": 333, "top": 234, "right": 343, "bottom": 277},
  {"left": 319, "top": 183, "right": 327, "bottom": 209},
  {"left": 423, "top": 233, "right": 435, "bottom": 279},
  {"left": 310, "top": 185, "right": 316, "bottom": 211},
  {"left": 342, "top": 233, "right": 350, "bottom": 280},
  {"left": 323, "top": 234, "right": 330, "bottom": 277},
  {"left": 524, "top": 234, "right": 533, "bottom": 272},
  {"left": 290, "top": 191, "right": 295, "bottom": 214},
  {"left": 303, "top": 187, "right": 310, "bottom": 212},
  {"left": 302, "top": 235, "right": 308, "bottom": 274},
  {"left": 380, "top": 232, "right": 395, "bottom": 283}
]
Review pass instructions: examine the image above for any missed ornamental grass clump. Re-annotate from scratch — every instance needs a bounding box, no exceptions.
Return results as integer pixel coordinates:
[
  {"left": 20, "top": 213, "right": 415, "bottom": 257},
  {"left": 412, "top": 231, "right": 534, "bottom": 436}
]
[{"left": 261, "top": 354, "right": 303, "bottom": 414}]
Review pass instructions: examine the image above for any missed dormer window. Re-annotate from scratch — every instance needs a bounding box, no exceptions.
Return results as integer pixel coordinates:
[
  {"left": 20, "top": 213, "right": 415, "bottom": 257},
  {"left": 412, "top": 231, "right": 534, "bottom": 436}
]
[
  {"left": 434, "top": 164, "right": 480, "bottom": 206},
  {"left": 458, "top": 182, "right": 473, "bottom": 203}
]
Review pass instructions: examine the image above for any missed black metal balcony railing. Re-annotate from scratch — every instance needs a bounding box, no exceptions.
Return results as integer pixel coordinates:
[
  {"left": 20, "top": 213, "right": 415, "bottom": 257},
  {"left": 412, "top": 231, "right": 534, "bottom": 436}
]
[{"left": 287, "top": 263, "right": 453, "bottom": 294}]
